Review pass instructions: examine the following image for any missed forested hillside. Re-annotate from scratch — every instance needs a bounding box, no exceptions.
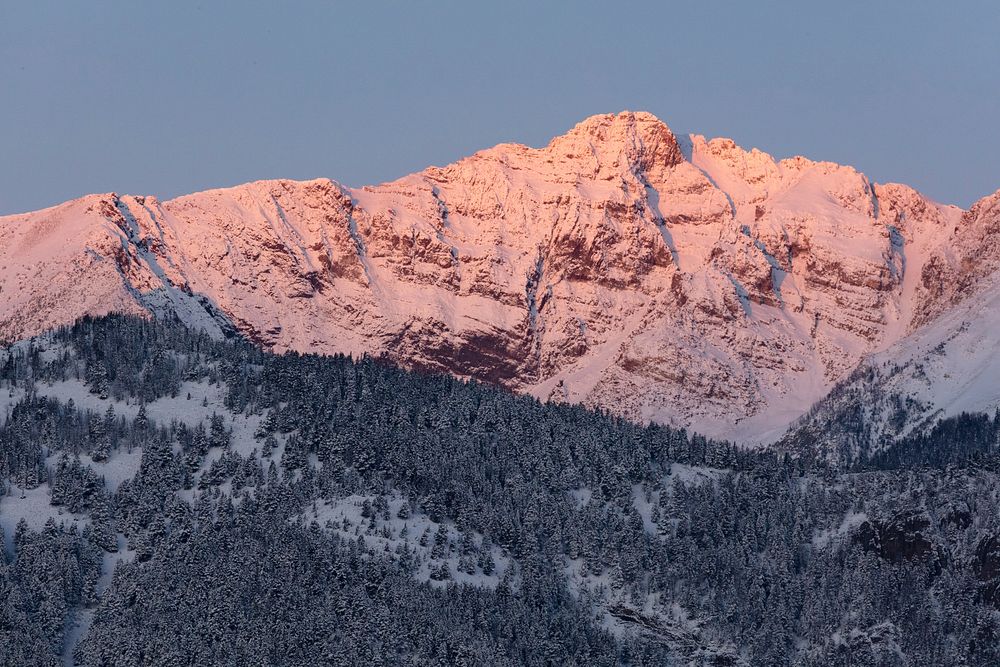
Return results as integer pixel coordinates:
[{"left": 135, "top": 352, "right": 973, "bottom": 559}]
[{"left": 2, "top": 316, "right": 1000, "bottom": 666}]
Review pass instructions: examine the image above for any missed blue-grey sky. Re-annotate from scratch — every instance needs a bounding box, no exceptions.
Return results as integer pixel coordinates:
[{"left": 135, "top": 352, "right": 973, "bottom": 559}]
[{"left": 1, "top": 1, "right": 998, "bottom": 215}]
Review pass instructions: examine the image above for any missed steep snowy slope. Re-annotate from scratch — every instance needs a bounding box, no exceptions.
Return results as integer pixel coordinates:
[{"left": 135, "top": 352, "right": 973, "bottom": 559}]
[
  {"left": 781, "top": 191, "right": 1000, "bottom": 457},
  {"left": 0, "top": 194, "right": 232, "bottom": 340},
  {"left": 0, "top": 111, "right": 993, "bottom": 442}
]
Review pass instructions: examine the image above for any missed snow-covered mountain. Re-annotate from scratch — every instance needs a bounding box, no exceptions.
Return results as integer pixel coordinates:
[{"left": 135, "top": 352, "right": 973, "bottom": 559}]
[
  {"left": 2, "top": 111, "right": 997, "bottom": 443},
  {"left": 780, "top": 190, "right": 1000, "bottom": 456}
]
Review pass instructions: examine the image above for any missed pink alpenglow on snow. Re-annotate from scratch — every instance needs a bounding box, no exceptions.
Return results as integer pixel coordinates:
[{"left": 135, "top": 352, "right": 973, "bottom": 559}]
[{"left": 2, "top": 112, "right": 998, "bottom": 443}]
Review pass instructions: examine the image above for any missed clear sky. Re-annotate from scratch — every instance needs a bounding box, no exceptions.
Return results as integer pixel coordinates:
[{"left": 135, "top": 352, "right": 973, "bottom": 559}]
[{"left": 1, "top": 1, "right": 997, "bottom": 215}]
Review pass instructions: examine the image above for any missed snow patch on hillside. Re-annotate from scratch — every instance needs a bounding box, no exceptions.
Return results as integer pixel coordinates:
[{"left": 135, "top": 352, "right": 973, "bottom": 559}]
[
  {"left": 0, "top": 385, "right": 24, "bottom": 426},
  {"left": 303, "top": 493, "right": 512, "bottom": 589},
  {"left": 0, "top": 483, "right": 89, "bottom": 556},
  {"left": 77, "top": 450, "right": 143, "bottom": 493},
  {"left": 813, "top": 511, "right": 868, "bottom": 548}
]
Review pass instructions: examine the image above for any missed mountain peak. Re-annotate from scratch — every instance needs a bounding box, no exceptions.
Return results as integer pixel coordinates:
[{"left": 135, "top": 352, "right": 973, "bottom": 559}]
[
  {"left": 558, "top": 110, "right": 672, "bottom": 140},
  {"left": 547, "top": 110, "right": 684, "bottom": 172}
]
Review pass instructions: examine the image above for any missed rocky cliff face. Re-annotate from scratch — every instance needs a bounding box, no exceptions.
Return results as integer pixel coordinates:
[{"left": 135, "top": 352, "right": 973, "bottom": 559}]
[
  {"left": 1, "top": 111, "right": 996, "bottom": 442},
  {"left": 777, "top": 192, "right": 1000, "bottom": 459}
]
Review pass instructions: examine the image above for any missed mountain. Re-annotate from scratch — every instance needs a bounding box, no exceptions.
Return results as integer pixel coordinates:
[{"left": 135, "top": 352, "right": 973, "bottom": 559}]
[
  {"left": 2, "top": 111, "right": 997, "bottom": 443},
  {"left": 779, "top": 190, "right": 1000, "bottom": 459}
]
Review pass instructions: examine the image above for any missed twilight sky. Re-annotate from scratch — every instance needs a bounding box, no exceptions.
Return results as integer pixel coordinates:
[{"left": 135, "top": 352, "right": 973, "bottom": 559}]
[{"left": 1, "top": 1, "right": 997, "bottom": 215}]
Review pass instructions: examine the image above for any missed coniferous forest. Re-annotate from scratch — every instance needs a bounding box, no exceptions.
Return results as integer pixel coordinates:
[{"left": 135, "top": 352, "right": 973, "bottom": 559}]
[{"left": 2, "top": 315, "right": 1000, "bottom": 666}]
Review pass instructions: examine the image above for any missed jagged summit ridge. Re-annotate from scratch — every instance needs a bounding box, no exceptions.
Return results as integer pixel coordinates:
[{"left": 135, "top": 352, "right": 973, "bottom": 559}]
[
  {"left": 0, "top": 111, "right": 995, "bottom": 443},
  {"left": 547, "top": 111, "right": 685, "bottom": 171}
]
